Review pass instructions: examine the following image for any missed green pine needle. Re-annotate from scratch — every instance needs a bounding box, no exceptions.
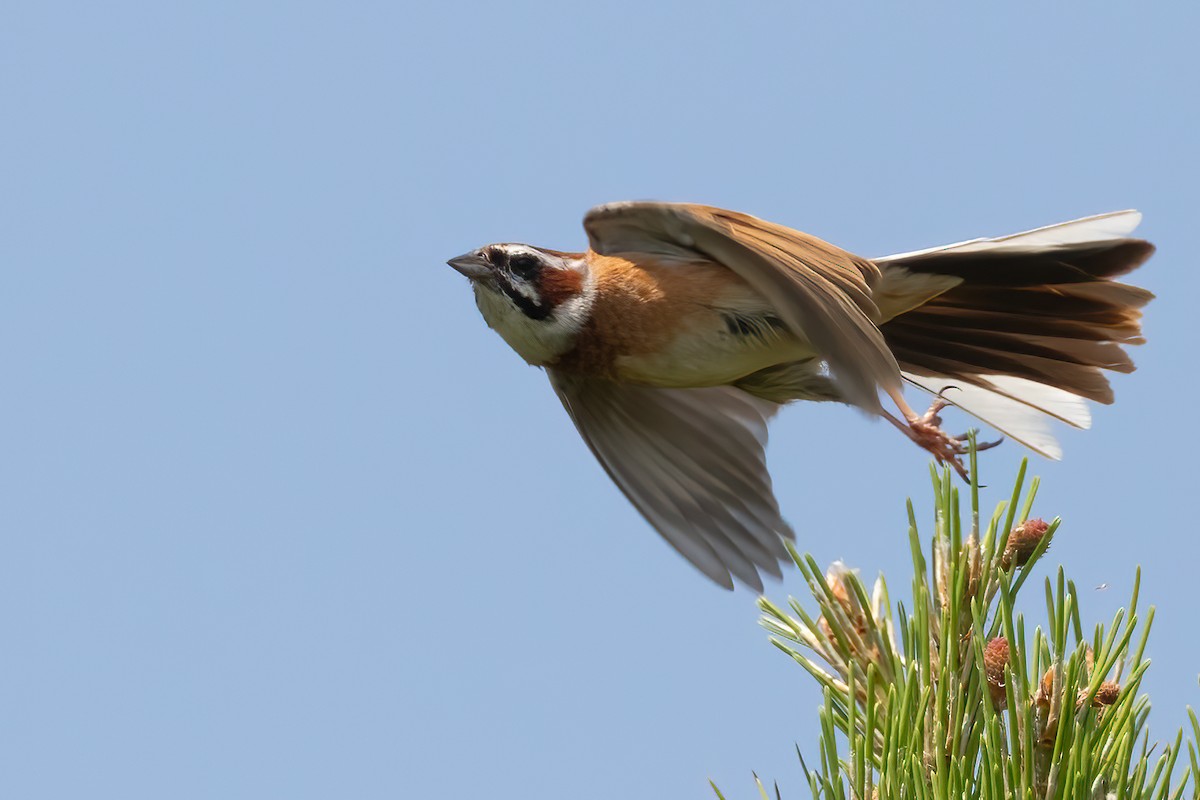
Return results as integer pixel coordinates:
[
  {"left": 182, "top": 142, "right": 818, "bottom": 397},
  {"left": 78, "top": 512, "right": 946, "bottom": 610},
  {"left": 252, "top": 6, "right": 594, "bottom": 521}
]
[{"left": 716, "top": 451, "right": 1198, "bottom": 799}]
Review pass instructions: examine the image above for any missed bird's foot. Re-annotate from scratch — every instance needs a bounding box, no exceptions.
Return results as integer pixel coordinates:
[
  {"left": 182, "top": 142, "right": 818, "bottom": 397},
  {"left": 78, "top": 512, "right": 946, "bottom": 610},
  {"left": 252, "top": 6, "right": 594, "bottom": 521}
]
[{"left": 897, "top": 395, "right": 1003, "bottom": 481}]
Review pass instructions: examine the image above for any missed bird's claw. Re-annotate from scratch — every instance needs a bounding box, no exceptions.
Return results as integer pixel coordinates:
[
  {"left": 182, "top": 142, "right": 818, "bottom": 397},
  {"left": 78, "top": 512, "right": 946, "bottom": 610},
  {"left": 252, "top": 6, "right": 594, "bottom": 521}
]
[
  {"left": 904, "top": 397, "right": 1004, "bottom": 482},
  {"left": 952, "top": 433, "right": 1005, "bottom": 451}
]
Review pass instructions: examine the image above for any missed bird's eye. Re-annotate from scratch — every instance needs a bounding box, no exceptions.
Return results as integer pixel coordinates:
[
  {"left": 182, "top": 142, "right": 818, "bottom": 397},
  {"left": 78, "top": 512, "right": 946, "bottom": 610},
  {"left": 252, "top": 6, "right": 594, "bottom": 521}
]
[{"left": 509, "top": 254, "right": 540, "bottom": 277}]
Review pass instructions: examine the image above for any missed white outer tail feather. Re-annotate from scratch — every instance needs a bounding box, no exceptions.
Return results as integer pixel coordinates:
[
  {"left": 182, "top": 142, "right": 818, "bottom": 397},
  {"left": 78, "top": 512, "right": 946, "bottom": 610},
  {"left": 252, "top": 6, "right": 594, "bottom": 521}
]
[
  {"left": 902, "top": 373, "right": 1091, "bottom": 460},
  {"left": 877, "top": 210, "right": 1143, "bottom": 261}
]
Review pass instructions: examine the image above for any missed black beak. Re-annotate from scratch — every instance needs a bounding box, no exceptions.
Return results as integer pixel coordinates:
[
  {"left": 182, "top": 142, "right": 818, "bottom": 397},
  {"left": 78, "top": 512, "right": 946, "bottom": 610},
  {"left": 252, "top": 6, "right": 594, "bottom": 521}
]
[{"left": 447, "top": 251, "right": 491, "bottom": 280}]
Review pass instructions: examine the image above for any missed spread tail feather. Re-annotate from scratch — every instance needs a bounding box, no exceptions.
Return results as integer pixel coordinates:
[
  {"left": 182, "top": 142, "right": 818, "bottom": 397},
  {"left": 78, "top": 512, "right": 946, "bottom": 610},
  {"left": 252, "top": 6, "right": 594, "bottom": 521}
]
[{"left": 879, "top": 211, "right": 1154, "bottom": 458}]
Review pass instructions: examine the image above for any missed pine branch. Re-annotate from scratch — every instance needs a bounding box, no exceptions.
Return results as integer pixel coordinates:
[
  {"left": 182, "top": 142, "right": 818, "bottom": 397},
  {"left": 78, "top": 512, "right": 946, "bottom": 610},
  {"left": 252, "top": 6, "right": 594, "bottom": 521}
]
[{"left": 720, "top": 440, "right": 1198, "bottom": 799}]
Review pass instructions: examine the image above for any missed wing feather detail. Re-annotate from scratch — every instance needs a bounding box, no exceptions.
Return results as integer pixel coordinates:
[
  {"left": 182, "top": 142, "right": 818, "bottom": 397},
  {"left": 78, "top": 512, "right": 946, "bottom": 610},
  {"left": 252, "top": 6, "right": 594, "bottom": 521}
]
[{"left": 549, "top": 370, "right": 793, "bottom": 590}]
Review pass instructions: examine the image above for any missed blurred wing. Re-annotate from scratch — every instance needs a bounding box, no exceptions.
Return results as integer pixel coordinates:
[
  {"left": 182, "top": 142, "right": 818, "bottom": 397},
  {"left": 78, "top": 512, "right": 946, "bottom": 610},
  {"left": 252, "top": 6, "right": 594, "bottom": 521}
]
[
  {"left": 584, "top": 201, "right": 899, "bottom": 412},
  {"left": 549, "top": 369, "right": 793, "bottom": 591}
]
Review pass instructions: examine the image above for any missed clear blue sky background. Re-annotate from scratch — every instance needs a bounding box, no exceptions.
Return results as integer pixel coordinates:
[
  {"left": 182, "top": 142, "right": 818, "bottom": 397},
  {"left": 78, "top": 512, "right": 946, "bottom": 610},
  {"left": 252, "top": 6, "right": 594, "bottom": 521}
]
[{"left": 3, "top": 3, "right": 1198, "bottom": 798}]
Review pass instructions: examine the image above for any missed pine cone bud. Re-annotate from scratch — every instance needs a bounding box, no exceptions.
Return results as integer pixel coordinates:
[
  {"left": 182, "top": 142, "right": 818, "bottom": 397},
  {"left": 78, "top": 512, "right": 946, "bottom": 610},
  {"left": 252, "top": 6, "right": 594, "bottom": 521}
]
[
  {"left": 822, "top": 561, "right": 868, "bottom": 637},
  {"left": 1095, "top": 681, "right": 1120, "bottom": 705},
  {"left": 1001, "top": 518, "right": 1050, "bottom": 570},
  {"left": 1077, "top": 680, "right": 1121, "bottom": 709},
  {"left": 983, "top": 637, "right": 1010, "bottom": 709}
]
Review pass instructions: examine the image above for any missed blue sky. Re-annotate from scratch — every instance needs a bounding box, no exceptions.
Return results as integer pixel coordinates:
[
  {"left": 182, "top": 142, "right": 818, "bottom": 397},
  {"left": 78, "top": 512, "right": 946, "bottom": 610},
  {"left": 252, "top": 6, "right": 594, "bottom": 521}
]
[{"left": 3, "top": 3, "right": 1198, "bottom": 798}]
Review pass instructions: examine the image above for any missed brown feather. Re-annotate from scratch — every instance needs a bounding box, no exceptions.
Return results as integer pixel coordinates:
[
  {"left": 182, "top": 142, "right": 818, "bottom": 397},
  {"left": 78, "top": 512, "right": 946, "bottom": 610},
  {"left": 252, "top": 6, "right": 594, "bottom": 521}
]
[
  {"left": 903, "top": 305, "right": 1145, "bottom": 343},
  {"left": 881, "top": 238, "right": 1153, "bottom": 405},
  {"left": 552, "top": 253, "right": 751, "bottom": 379},
  {"left": 537, "top": 258, "right": 586, "bottom": 309},
  {"left": 893, "top": 239, "right": 1154, "bottom": 285}
]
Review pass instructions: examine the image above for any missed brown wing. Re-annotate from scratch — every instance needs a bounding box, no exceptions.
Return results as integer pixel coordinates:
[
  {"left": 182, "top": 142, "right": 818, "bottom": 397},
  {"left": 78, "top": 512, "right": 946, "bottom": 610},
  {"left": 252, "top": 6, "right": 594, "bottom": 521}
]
[
  {"left": 548, "top": 370, "right": 793, "bottom": 591},
  {"left": 583, "top": 201, "right": 900, "bottom": 411}
]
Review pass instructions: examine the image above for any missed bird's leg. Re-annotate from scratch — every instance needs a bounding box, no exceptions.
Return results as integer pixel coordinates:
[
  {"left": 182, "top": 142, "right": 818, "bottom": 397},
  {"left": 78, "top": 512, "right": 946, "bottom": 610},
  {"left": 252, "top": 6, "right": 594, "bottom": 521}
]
[{"left": 883, "top": 386, "right": 1002, "bottom": 480}]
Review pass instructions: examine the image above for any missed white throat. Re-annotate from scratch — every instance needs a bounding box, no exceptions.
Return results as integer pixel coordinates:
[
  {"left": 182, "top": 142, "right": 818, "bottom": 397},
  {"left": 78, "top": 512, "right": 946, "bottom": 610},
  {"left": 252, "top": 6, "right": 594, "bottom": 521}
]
[{"left": 472, "top": 272, "right": 595, "bottom": 366}]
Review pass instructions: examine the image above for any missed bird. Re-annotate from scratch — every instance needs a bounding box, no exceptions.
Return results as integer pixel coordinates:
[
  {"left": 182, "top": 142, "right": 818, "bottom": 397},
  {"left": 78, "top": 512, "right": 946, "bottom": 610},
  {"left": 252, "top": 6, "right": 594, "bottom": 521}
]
[{"left": 448, "top": 202, "right": 1154, "bottom": 590}]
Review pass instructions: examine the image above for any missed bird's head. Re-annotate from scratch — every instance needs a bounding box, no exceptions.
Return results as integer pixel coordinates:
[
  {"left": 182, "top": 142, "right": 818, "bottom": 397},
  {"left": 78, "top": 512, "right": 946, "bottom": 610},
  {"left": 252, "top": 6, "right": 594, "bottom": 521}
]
[{"left": 447, "top": 243, "right": 594, "bottom": 366}]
